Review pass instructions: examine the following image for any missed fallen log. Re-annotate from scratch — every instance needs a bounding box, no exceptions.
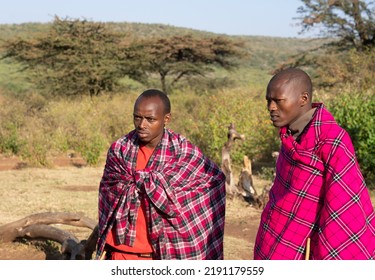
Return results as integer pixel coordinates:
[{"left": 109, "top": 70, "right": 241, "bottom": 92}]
[{"left": 0, "top": 212, "right": 98, "bottom": 260}]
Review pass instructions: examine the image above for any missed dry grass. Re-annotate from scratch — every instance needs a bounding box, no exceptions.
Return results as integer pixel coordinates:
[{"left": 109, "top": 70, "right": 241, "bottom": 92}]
[
  {"left": 0, "top": 165, "right": 103, "bottom": 244},
  {"left": 0, "top": 166, "right": 101, "bottom": 223},
  {"left": 1, "top": 162, "right": 372, "bottom": 260},
  {"left": 0, "top": 162, "right": 267, "bottom": 260}
]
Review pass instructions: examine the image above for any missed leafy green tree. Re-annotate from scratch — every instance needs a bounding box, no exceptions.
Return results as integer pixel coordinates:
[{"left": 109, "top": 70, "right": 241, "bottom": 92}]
[
  {"left": 131, "top": 35, "right": 245, "bottom": 93},
  {"left": 1, "top": 16, "right": 130, "bottom": 97},
  {"left": 296, "top": 0, "right": 375, "bottom": 50},
  {"left": 275, "top": 1, "right": 374, "bottom": 89}
]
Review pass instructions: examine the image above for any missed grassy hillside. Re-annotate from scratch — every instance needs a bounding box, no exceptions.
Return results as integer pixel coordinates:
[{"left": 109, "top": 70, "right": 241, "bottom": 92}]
[{"left": 0, "top": 21, "right": 324, "bottom": 95}]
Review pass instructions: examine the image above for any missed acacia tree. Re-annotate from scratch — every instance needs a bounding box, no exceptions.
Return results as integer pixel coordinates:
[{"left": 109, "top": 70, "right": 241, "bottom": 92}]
[
  {"left": 1, "top": 16, "right": 130, "bottom": 97},
  {"left": 295, "top": 0, "right": 374, "bottom": 50},
  {"left": 131, "top": 35, "right": 244, "bottom": 93},
  {"left": 275, "top": 0, "right": 374, "bottom": 88}
]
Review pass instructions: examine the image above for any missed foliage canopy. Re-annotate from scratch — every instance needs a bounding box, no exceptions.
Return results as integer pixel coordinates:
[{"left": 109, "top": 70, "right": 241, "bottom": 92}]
[
  {"left": 276, "top": 1, "right": 374, "bottom": 90},
  {"left": 1, "top": 17, "right": 130, "bottom": 97},
  {"left": 296, "top": 0, "right": 375, "bottom": 50},
  {"left": 1, "top": 17, "right": 246, "bottom": 96},
  {"left": 127, "top": 35, "right": 245, "bottom": 94}
]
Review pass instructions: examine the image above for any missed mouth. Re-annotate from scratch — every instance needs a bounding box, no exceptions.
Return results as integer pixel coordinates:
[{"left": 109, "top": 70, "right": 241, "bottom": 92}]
[
  {"left": 137, "top": 130, "right": 148, "bottom": 137},
  {"left": 270, "top": 115, "right": 279, "bottom": 121}
]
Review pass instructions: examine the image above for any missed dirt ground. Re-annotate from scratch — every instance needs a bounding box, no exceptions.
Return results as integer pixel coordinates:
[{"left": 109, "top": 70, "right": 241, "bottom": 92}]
[{"left": 0, "top": 154, "right": 264, "bottom": 260}]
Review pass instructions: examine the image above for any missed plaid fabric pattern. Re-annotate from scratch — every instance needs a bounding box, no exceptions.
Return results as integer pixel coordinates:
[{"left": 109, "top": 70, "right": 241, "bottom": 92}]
[
  {"left": 96, "top": 128, "right": 226, "bottom": 260},
  {"left": 254, "top": 103, "right": 375, "bottom": 260}
]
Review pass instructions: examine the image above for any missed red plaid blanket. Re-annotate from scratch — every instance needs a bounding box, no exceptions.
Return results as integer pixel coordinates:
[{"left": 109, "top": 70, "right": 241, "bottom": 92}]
[{"left": 96, "top": 128, "right": 226, "bottom": 259}]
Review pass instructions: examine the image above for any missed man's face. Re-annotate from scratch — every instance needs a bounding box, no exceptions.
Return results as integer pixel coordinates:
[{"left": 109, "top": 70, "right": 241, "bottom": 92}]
[
  {"left": 133, "top": 96, "right": 170, "bottom": 148},
  {"left": 266, "top": 82, "right": 305, "bottom": 128}
]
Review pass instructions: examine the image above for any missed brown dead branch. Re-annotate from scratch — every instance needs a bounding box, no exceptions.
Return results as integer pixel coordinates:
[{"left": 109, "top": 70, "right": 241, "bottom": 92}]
[
  {"left": 221, "top": 123, "right": 245, "bottom": 197},
  {"left": 237, "top": 155, "right": 254, "bottom": 197},
  {"left": 237, "top": 155, "right": 264, "bottom": 209},
  {"left": 0, "top": 212, "right": 98, "bottom": 260}
]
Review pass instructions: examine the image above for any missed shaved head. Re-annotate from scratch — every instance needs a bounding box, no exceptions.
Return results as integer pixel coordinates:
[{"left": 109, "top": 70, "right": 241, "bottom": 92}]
[{"left": 268, "top": 68, "right": 313, "bottom": 102}]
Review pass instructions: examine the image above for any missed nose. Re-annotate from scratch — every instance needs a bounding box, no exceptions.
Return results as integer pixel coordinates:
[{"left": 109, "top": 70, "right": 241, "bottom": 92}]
[
  {"left": 267, "top": 100, "right": 277, "bottom": 111},
  {"left": 139, "top": 118, "right": 147, "bottom": 128}
]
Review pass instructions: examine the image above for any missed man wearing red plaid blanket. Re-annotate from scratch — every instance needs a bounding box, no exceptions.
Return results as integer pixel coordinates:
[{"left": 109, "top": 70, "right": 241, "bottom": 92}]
[{"left": 96, "top": 89, "right": 226, "bottom": 260}]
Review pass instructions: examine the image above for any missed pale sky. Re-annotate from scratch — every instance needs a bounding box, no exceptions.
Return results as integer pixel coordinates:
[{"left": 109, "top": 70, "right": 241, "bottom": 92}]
[{"left": 0, "top": 0, "right": 308, "bottom": 38}]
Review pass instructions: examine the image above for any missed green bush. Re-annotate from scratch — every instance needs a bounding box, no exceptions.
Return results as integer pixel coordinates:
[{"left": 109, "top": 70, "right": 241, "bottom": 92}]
[
  {"left": 170, "top": 89, "right": 279, "bottom": 167},
  {"left": 0, "top": 123, "right": 24, "bottom": 155},
  {"left": 0, "top": 96, "right": 27, "bottom": 155},
  {"left": 78, "top": 133, "right": 107, "bottom": 166},
  {"left": 328, "top": 91, "right": 375, "bottom": 188}
]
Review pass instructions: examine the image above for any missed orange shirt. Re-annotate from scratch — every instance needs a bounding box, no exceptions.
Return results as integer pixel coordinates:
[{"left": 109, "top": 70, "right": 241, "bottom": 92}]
[{"left": 106, "top": 145, "right": 154, "bottom": 255}]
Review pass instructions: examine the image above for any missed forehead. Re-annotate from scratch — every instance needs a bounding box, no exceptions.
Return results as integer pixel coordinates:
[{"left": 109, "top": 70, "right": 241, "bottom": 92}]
[
  {"left": 134, "top": 96, "right": 164, "bottom": 114},
  {"left": 266, "top": 80, "right": 292, "bottom": 98}
]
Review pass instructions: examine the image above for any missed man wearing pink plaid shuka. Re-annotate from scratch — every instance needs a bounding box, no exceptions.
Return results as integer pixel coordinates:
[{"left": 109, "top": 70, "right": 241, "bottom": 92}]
[{"left": 254, "top": 68, "right": 375, "bottom": 260}]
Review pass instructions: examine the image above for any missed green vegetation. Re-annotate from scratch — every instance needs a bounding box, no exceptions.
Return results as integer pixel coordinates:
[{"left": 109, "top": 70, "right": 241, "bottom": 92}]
[
  {"left": 1, "top": 17, "right": 246, "bottom": 97},
  {"left": 1, "top": 17, "right": 129, "bottom": 97},
  {"left": 296, "top": 0, "right": 374, "bottom": 51},
  {"left": 0, "top": 14, "right": 373, "bottom": 188},
  {"left": 327, "top": 90, "right": 375, "bottom": 185},
  {"left": 130, "top": 35, "right": 245, "bottom": 94},
  {"left": 0, "top": 89, "right": 278, "bottom": 169},
  {"left": 279, "top": 0, "right": 374, "bottom": 89}
]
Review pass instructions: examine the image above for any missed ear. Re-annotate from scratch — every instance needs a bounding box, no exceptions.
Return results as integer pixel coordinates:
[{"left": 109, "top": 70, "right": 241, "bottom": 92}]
[
  {"left": 164, "top": 113, "right": 171, "bottom": 126},
  {"left": 300, "top": 91, "right": 309, "bottom": 106}
]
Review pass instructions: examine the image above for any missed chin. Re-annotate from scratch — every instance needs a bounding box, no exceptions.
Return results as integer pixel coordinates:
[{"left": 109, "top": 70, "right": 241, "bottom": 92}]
[
  {"left": 137, "top": 136, "right": 149, "bottom": 144},
  {"left": 272, "top": 119, "right": 288, "bottom": 128}
]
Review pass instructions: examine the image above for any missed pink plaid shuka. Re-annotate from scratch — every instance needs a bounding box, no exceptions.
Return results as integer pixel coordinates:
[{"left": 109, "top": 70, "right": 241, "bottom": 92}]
[
  {"left": 96, "top": 128, "right": 226, "bottom": 260},
  {"left": 254, "top": 103, "right": 375, "bottom": 260}
]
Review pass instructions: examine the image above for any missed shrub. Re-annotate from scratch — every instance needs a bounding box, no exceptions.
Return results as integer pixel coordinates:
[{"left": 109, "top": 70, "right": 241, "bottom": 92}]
[
  {"left": 0, "top": 123, "right": 24, "bottom": 155},
  {"left": 0, "top": 95, "right": 27, "bottom": 155},
  {"left": 77, "top": 133, "right": 107, "bottom": 166},
  {"left": 328, "top": 90, "right": 375, "bottom": 188},
  {"left": 42, "top": 94, "right": 137, "bottom": 166}
]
